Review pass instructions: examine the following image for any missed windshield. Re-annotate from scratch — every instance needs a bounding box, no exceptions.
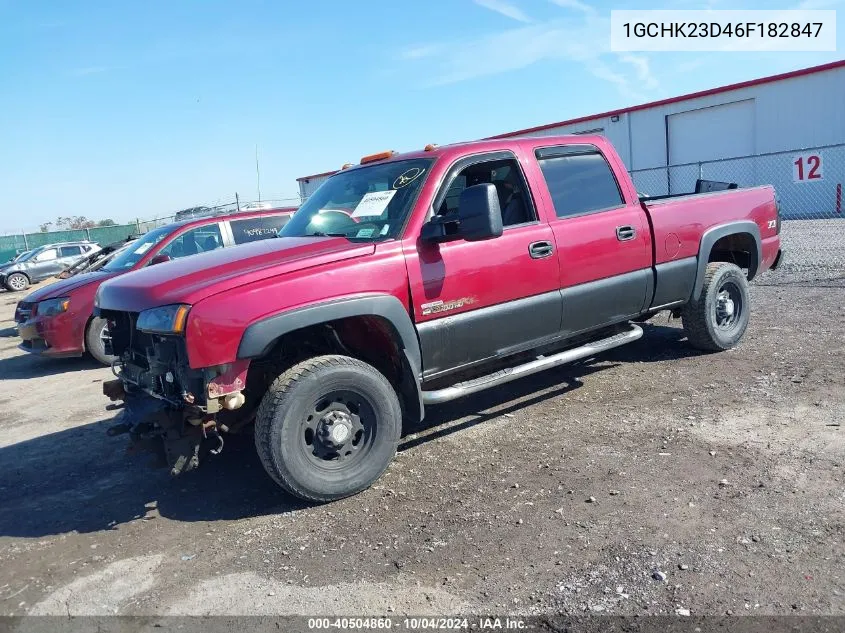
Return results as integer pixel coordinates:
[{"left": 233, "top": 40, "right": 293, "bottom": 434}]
[
  {"left": 280, "top": 158, "right": 433, "bottom": 241},
  {"left": 101, "top": 227, "right": 170, "bottom": 271},
  {"left": 15, "top": 249, "right": 41, "bottom": 263}
]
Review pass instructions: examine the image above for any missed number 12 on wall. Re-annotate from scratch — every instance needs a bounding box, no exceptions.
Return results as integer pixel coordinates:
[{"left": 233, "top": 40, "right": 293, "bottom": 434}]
[{"left": 793, "top": 153, "right": 823, "bottom": 182}]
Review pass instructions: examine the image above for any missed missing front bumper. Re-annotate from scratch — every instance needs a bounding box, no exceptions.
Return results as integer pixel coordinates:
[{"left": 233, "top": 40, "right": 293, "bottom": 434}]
[{"left": 103, "top": 380, "right": 219, "bottom": 476}]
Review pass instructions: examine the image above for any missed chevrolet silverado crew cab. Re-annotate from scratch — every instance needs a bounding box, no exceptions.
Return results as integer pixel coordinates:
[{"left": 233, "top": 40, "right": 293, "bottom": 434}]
[{"left": 97, "top": 135, "right": 783, "bottom": 502}]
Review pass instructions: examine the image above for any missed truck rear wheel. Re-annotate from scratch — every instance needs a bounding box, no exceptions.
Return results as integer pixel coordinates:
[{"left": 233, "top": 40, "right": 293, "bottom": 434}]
[
  {"left": 254, "top": 354, "right": 402, "bottom": 502},
  {"left": 682, "top": 262, "right": 750, "bottom": 352}
]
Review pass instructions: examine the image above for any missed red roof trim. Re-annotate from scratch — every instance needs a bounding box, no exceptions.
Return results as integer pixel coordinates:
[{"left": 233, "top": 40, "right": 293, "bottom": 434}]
[
  {"left": 296, "top": 60, "right": 845, "bottom": 180},
  {"left": 486, "top": 59, "right": 845, "bottom": 139}
]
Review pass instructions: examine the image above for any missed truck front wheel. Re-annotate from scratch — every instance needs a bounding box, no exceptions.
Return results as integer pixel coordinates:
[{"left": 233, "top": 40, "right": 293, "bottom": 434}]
[
  {"left": 254, "top": 354, "right": 402, "bottom": 502},
  {"left": 682, "top": 262, "right": 750, "bottom": 351}
]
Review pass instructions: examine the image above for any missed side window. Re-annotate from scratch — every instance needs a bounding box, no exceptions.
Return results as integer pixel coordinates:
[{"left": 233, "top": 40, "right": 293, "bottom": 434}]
[
  {"left": 230, "top": 214, "right": 291, "bottom": 245},
  {"left": 437, "top": 158, "right": 535, "bottom": 227},
  {"left": 159, "top": 224, "right": 223, "bottom": 260},
  {"left": 59, "top": 246, "right": 83, "bottom": 258},
  {"left": 36, "top": 249, "right": 58, "bottom": 262},
  {"left": 536, "top": 146, "right": 623, "bottom": 218}
]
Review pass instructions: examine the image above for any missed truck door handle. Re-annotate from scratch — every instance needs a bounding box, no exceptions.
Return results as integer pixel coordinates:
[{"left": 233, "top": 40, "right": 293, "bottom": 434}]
[
  {"left": 616, "top": 225, "right": 636, "bottom": 241},
  {"left": 528, "top": 241, "right": 554, "bottom": 259}
]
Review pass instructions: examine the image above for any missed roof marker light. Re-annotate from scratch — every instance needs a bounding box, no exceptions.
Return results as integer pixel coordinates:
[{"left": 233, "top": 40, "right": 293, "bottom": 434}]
[{"left": 360, "top": 150, "right": 396, "bottom": 164}]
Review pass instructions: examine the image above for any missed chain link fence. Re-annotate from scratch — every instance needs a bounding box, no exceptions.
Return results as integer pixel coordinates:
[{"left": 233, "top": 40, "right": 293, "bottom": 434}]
[
  {"left": 630, "top": 144, "right": 845, "bottom": 284},
  {"left": 0, "top": 198, "right": 300, "bottom": 264}
]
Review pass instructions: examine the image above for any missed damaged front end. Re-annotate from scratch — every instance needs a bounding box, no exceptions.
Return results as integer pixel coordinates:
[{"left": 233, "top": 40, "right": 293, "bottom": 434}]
[{"left": 100, "top": 308, "right": 250, "bottom": 476}]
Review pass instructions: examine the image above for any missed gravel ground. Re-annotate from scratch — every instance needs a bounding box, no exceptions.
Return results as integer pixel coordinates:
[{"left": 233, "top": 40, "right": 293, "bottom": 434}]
[{"left": 0, "top": 276, "right": 843, "bottom": 618}]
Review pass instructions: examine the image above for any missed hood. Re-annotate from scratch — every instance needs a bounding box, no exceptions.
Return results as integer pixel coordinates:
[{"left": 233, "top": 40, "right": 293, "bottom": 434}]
[
  {"left": 0, "top": 261, "right": 25, "bottom": 275},
  {"left": 97, "top": 237, "right": 376, "bottom": 313},
  {"left": 22, "top": 270, "right": 120, "bottom": 303}
]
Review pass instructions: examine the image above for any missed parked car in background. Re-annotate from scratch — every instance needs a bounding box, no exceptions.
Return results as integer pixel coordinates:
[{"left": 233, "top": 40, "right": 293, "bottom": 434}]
[
  {"left": 238, "top": 202, "right": 275, "bottom": 212},
  {"left": 96, "top": 135, "right": 782, "bottom": 502},
  {"left": 174, "top": 206, "right": 213, "bottom": 221},
  {"left": 57, "top": 236, "right": 139, "bottom": 279},
  {"left": 2, "top": 242, "right": 101, "bottom": 292},
  {"left": 15, "top": 207, "right": 296, "bottom": 365}
]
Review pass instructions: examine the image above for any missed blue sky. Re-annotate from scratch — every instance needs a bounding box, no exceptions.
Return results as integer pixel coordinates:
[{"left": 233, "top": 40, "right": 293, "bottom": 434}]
[{"left": 0, "top": 0, "right": 842, "bottom": 230}]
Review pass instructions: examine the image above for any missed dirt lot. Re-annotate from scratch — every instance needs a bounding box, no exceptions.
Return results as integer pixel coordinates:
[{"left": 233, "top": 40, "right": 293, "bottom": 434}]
[{"left": 0, "top": 277, "right": 843, "bottom": 618}]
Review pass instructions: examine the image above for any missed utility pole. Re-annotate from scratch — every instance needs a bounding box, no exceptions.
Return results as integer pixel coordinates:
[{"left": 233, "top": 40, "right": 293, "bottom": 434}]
[
  {"left": 235, "top": 192, "right": 240, "bottom": 212},
  {"left": 255, "top": 144, "right": 261, "bottom": 202}
]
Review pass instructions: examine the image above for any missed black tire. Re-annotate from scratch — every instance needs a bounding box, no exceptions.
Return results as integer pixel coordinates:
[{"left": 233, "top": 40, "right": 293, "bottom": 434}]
[
  {"left": 682, "top": 262, "right": 750, "bottom": 352},
  {"left": 86, "top": 317, "right": 117, "bottom": 366},
  {"left": 254, "top": 354, "right": 402, "bottom": 502},
  {"left": 5, "top": 272, "right": 29, "bottom": 292}
]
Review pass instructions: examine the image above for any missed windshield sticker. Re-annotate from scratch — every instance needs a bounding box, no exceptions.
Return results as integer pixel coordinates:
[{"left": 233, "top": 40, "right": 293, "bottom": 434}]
[
  {"left": 379, "top": 224, "right": 390, "bottom": 236},
  {"left": 135, "top": 243, "right": 154, "bottom": 254},
  {"left": 351, "top": 190, "right": 396, "bottom": 218},
  {"left": 355, "top": 228, "right": 375, "bottom": 238},
  {"left": 393, "top": 167, "right": 425, "bottom": 189}
]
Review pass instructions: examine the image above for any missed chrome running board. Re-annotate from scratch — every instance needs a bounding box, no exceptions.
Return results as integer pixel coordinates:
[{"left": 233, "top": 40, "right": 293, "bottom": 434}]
[{"left": 421, "top": 324, "right": 643, "bottom": 405}]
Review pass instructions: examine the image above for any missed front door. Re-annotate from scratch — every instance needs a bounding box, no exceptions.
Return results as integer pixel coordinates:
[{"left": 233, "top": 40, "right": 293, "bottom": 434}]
[
  {"left": 30, "top": 247, "right": 62, "bottom": 280},
  {"left": 405, "top": 152, "right": 561, "bottom": 381}
]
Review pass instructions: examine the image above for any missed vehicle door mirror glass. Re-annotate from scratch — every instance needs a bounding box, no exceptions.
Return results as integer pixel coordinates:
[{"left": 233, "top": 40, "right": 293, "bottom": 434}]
[
  {"left": 457, "top": 183, "right": 503, "bottom": 241},
  {"left": 148, "top": 254, "right": 172, "bottom": 266}
]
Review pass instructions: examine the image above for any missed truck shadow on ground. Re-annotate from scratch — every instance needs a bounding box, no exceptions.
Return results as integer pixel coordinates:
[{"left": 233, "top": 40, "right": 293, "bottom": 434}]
[
  {"left": 0, "top": 324, "right": 700, "bottom": 538},
  {"left": 0, "top": 417, "right": 306, "bottom": 538},
  {"left": 401, "top": 323, "right": 701, "bottom": 449},
  {"left": 0, "top": 352, "right": 104, "bottom": 379}
]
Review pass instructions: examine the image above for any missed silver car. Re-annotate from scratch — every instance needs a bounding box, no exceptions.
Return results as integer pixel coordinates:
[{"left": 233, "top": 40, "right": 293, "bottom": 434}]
[{"left": 1, "top": 242, "right": 101, "bottom": 292}]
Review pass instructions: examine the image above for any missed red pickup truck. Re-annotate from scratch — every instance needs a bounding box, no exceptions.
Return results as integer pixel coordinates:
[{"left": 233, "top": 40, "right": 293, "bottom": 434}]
[{"left": 97, "top": 135, "right": 782, "bottom": 502}]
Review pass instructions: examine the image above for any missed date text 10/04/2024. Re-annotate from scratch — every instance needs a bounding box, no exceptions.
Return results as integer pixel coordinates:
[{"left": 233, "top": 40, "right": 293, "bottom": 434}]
[{"left": 307, "top": 617, "right": 527, "bottom": 630}]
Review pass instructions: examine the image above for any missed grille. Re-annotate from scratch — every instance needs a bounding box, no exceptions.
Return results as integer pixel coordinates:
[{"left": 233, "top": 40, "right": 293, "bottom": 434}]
[{"left": 14, "top": 301, "right": 33, "bottom": 324}]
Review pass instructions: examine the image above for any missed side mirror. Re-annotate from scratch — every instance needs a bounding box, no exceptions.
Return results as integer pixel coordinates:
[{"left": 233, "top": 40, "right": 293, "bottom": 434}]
[
  {"left": 421, "top": 183, "right": 504, "bottom": 243},
  {"left": 456, "top": 183, "right": 503, "bottom": 242},
  {"left": 148, "top": 254, "right": 172, "bottom": 266}
]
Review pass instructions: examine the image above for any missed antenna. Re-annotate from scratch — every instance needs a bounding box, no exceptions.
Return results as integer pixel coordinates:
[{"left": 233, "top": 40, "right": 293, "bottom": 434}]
[{"left": 255, "top": 144, "right": 261, "bottom": 202}]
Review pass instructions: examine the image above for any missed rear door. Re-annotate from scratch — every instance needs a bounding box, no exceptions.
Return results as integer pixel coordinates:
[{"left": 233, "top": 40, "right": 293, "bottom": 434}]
[
  {"left": 58, "top": 245, "right": 84, "bottom": 268},
  {"left": 532, "top": 143, "right": 652, "bottom": 336},
  {"left": 405, "top": 151, "right": 561, "bottom": 381}
]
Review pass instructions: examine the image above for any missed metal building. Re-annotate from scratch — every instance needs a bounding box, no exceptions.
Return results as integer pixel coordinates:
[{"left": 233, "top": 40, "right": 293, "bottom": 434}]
[{"left": 297, "top": 60, "right": 845, "bottom": 218}]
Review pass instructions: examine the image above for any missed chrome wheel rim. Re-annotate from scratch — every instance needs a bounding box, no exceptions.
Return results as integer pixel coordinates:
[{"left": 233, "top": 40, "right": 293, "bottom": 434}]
[
  {"left": 8, "top": 275, "right": 26, "bottom": 290},
  {"left": 715, "top": 281, "right": 742, "bottom": 330}
]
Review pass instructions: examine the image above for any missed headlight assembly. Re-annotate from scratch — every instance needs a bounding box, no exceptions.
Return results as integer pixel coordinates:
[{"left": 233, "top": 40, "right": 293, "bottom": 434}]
[
  {"left": 38, "top": 297, "right": 70, "bottom": 317},
  {"left": 136, "top": 304, "right": 191, "bottom": 335}
]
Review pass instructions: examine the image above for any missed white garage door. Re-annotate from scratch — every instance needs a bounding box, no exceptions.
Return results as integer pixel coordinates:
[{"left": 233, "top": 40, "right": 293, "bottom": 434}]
[
  {"left": 668, "top": 99, "right": 755, "bottom": 164},
  {"left": 667, "top": 99, "right": 755, "bottom": 193}
]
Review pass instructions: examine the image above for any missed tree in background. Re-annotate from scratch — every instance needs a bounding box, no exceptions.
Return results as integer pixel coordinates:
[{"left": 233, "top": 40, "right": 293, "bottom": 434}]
[
  {"left": 38, "top": 216, "right": 115, "bottom": 232},
  {"left": 55, "top": 216, "right": 96, "bottom": 230}
]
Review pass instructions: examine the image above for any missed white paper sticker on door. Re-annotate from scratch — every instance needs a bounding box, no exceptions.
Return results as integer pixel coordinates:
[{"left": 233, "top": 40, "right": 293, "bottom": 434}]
[{"left": 352, "top": 190, "right": 396, "bottom": 218}]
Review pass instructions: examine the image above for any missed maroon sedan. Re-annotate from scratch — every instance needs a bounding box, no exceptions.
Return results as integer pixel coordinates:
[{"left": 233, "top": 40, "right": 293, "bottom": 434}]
[{"left": 15, "top": 207, "right": 295, "bottom": 364}]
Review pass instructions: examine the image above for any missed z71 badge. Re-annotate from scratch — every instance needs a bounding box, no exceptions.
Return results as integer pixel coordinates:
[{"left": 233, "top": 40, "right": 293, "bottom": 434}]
[{"left": 420, "top": 297, "right": 477, "bottom": 316}]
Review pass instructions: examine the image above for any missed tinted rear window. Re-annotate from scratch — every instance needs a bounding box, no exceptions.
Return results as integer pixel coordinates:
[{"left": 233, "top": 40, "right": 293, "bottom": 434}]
[
  {"left": 536, "top": 148, "right": 623, "bottom": 218},
  {"left": 230, "top": 215, "right": 291, "bottom": 245},
  {"left": 59, "top": 246, "right": 83, "bottom": 257}
]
